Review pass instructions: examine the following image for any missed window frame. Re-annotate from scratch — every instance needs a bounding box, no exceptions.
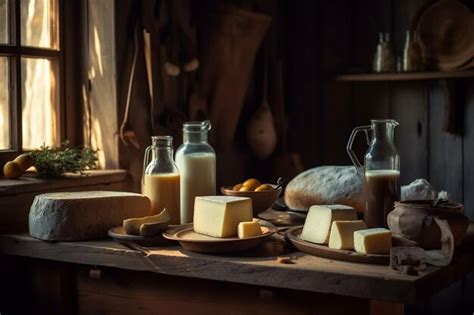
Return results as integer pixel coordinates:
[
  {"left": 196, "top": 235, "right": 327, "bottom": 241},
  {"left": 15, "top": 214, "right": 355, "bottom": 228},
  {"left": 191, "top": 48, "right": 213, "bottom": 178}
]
[{"left": 0, "top": 0, "right": 65, "bottom": 164}]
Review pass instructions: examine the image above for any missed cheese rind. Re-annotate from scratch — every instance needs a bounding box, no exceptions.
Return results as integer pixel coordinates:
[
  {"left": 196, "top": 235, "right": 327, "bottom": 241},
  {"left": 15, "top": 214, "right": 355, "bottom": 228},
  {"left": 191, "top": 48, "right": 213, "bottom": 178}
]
[
  {"left": 238, "top": 221, "right": 263, "bottom": 239},
  {"left": 29, "top": 191, "right": 151, "bottom": 241},
  {"left": 328, "top": 220, "right": 367, "bottom": 250},
  {"left": 301, "top": 205, "right": 357, "bottom": 244},
  {"left": 354, "top": 228, "right": 392, "bottom": 254},
  {"left": 193, "top": 196, "right": 252, "bottom": 238}
]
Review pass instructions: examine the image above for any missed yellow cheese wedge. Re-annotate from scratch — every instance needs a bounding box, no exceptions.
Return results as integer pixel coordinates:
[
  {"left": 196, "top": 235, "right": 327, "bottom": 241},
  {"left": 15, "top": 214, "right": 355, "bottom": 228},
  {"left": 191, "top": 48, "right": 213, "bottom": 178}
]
[
  {"left": 238, "top": 220, "right": 263, "bottom": 239},
  {"left": 193, "top": 196, "right": 252, "bottom": 238},
  {"left": 301, "top": 205, "right": 357, "bottom": 244},
  {"left": 328, "top": 220, "right": 367, "bottom": 250},
  {"left": 354, "top": 228, "right": 392, "bottom": 254},
  {"left": 123, "top": 208, "right": 171, "bottom": 235}
]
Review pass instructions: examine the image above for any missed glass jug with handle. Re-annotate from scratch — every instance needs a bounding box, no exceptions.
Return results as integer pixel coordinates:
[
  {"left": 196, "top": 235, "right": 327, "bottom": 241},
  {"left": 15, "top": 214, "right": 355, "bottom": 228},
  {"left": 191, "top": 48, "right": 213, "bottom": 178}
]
[
  {"left": 346, "top": 119, "right": 400, "bottom": 228},
  {"left": 142, "top": 136, "right": 180, "bottom": 224}
]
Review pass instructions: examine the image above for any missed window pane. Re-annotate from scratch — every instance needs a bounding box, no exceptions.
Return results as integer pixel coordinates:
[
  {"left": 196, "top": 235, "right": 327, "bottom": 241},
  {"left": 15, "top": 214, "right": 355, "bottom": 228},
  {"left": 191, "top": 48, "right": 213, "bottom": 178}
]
[
  {"left": 21, "top": 57, "right": 58, "bottom": 149},
  {"left": 0, "top": 57, "right": 10, "bottom": 150},
  {"left": 20, "top": 0, "right": 58, "bottom": 49},
  {"left": 0, "top": 0, "right": 8, "bottom": 44}
]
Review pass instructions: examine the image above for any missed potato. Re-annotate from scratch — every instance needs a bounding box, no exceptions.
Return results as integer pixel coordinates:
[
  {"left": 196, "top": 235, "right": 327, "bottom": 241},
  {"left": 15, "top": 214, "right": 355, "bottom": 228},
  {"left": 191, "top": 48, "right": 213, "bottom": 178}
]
[
  {"left": 239, "top": 186, "right": 251, "bottom": 192},
  {"left": 3, "top": 161, "right": 22, "bottom": 179},
  {"left": 242, "top": 178, "right": 261, "bottom": 191},
  {"left": 254, "top": 184, "right": 274, "bottom": 192},
  {"left": 14, "top": 154, "right": 34, "bottom": 171},
  {"left": 232, "top": 183, "right": 243, "bottom": 191}
]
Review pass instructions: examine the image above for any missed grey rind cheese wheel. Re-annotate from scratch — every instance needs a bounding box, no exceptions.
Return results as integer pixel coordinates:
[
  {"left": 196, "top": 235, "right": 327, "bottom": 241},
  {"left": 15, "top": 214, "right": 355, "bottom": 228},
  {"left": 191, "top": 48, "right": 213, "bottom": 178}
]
[
  {"left": 29, "top": 191, "right": 151, "bottom": 241},
  {"left": 284, "top": 166, "right": 363, "bottom": 212}
]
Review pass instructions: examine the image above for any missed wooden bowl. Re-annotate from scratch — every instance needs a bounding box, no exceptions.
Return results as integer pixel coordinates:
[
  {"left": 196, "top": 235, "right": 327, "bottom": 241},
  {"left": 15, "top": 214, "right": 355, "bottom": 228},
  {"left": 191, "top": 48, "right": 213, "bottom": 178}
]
[{"left": 220, "top": 184, "right": 282, "bottom": 216}]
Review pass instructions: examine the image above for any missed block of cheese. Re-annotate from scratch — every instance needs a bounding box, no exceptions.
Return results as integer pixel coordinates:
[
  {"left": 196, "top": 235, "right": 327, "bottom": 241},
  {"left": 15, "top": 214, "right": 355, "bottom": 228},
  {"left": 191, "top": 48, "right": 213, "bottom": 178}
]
[
  {"left": 354, "top": 228, "right": 392, "bottom": 254},
  {"left": 29, "top": 191, "right": 151, "bottom": 241},
  {"left": 328, "top": 220, "right": 367, "bottom": 250},
  {"left": 238, "top": 220, "right": 263, "bottom": 239},
  {"left": 193, "top": 196, "right": 252, "bottom": 238},
  {"left": 301, "top": 205, "right": 357, "bottom": 244}
]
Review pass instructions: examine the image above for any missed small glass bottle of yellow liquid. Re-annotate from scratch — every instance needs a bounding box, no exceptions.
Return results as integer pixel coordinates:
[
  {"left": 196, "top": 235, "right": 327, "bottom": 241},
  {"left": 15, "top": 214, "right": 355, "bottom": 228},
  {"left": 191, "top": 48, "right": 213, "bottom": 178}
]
[{"left": 142, "top": 136, "right": 180, "bottom": 224}]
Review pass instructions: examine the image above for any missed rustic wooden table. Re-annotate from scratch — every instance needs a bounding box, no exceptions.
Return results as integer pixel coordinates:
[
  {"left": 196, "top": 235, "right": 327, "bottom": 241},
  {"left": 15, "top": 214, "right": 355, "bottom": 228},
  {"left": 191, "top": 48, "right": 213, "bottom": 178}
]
[{"left": 0, "top": 225, "right": 473, "bottom": 315}]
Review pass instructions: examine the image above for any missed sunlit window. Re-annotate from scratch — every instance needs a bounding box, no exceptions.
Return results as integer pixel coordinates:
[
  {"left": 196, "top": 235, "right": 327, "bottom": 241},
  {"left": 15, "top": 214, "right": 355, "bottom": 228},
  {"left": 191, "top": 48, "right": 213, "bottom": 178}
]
[
  {"left": 20, "top": 0, "right": 58, "bottom": 49},
  {"left": 0, "top": 0, "right": 60, "bottom": 152},
  {"left": 21, "top": 57, "right": 58, "bottom": 149},
  {"left": 0, "top": 57, "right": 9, "bottom": 150}
]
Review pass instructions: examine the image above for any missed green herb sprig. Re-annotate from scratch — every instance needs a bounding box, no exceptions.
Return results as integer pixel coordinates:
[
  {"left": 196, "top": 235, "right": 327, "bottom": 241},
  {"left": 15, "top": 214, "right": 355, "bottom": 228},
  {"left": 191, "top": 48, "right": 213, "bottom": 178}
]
[{"left": 31, "top": 141, "right": 98, "bottom": 178}]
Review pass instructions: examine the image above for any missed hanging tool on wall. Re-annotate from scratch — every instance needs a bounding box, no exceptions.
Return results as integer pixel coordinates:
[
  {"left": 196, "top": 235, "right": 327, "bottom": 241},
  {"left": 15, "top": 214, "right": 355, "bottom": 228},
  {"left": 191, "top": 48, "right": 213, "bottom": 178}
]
[{"left": 162, "top": 0, "right": 199, "bottom": 76}]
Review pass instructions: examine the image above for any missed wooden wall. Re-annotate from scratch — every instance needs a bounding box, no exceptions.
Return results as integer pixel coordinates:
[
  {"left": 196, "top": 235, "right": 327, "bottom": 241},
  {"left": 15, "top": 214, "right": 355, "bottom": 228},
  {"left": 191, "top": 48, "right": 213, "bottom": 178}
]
[
  {"left": 308, "top": 0, "right": 474, "bottom": 222},
  {"left": 310, "top": 1, "right": 473, "bottom": 314}
]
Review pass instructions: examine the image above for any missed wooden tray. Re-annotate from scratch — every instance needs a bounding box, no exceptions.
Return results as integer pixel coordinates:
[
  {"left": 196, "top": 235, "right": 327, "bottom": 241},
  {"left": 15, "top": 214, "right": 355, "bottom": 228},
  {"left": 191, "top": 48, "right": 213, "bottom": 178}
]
[
  {"left": 108, "top": 226, "right": 176, "bottom": 247},
  {"left": 285, "top": 226, "right": 389, "bottom": 265},
  {"left": 162, "top": 220, "right": 276, "bottom": 254}
]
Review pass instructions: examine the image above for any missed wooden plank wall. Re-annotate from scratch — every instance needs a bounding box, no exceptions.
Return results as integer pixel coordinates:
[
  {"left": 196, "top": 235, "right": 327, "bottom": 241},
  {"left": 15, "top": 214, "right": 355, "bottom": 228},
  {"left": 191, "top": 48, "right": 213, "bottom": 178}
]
[
  {"left": 317, "top": 1, "right": 473, "bottom": 314},
  {"left": 318, "top": 0, "right": 474, "bottom": 220}
]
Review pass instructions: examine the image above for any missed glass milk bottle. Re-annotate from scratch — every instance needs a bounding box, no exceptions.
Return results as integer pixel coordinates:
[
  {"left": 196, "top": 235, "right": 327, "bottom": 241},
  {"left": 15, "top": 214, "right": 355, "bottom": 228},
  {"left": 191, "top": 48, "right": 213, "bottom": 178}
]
[
  {"left": 175, "top": 120, "right": 216, "bottom": 224},
  {"left": 142, "top": 136, "right": 180, "bottom": 224},
  {"left": 347, "top": 119, "right": 400, "bottom": 228}
]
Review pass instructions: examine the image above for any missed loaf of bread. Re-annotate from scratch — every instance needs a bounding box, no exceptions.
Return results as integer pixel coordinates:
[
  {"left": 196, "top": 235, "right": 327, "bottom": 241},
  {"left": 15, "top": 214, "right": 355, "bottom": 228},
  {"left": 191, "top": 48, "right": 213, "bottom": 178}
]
[
  {"left": 284, "top": 166, "right": 363, "bottom": 212},
  {"left": 29, "top": 191, "right": 151, "bottom": 241}
]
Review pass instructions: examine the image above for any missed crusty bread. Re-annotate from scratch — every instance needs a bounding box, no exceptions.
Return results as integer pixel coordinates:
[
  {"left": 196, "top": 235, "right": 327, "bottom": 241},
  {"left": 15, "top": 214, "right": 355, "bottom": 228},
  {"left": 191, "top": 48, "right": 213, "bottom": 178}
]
[{"left": 284, "top": 166, "right": 364, "bottom": 212}]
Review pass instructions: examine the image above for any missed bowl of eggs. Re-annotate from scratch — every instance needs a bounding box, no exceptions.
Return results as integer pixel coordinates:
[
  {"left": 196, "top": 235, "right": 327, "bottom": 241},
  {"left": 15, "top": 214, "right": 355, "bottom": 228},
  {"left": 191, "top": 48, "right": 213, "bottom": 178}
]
[{"left": 221, "top": 178, "right": 282, "bottom": 216}]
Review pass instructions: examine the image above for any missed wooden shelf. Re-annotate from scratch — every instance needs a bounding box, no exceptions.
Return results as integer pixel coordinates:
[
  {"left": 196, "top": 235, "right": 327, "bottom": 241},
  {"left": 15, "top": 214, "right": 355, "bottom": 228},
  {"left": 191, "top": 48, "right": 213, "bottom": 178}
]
[{"left": 335, "top": 70, "right": 474, "bottom": 82}]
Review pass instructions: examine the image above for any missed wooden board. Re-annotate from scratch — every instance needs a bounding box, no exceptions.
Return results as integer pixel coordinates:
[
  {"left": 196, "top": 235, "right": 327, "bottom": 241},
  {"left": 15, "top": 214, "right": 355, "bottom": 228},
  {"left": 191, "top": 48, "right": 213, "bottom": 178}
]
[
  {"left": 0, "top": 169, "right": 127, "bottom": 196},
  {"left": 335, "top": 71, "right": 474, "bottom": 82},
  {"left": 428, "top": 83, "right": 463, "bottom": 202},
  {"left": 285, "top": 226, "right": 389, "bottom": 265},
  {"left": 391, "top": 82, "right": 428, "bottom": 184},
  {"left": 463, "top": 81, "right": 474, "bottom": 221}
]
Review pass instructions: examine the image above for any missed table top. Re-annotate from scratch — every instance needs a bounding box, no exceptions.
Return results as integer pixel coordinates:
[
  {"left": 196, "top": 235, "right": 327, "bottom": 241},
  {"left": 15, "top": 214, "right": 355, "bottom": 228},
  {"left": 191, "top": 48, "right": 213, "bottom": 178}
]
[{"left": 1, "top": 226, "right": 473, "bottom": 304}]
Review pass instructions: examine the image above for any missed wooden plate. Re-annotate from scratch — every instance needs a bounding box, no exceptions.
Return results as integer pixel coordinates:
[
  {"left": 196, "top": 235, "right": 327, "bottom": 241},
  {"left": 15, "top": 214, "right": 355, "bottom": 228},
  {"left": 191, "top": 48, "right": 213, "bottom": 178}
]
[
  {"left": 285, "top": 226, "right": 389, "bottom": 265},
  {"left": 162, "top": 220, "right": 276, "bottom": 254},
  {"left": 108, "top": 226, "right": 175, "bottom": 247}
]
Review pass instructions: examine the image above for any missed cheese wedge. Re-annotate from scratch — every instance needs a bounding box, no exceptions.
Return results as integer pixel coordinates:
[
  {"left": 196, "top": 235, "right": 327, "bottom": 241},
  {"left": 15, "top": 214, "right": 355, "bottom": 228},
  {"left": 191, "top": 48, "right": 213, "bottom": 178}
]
[
  {"left": 301, "top": 205, "right": 357, "bottom": 244},
  {"left": 354, "top": 228, "right": 392, "bottom": 254},
  {"left": 123, "top": 208, "right": 171, "bottom": 235},
  {"left": 328, "top": 220, "right": 367, "bottom": 250},
  {"left": 238, "top": 220, "right": 262, "bottom": 239},
  {"left": 193, "top": 196, "right": 252, "bottom": 238}
]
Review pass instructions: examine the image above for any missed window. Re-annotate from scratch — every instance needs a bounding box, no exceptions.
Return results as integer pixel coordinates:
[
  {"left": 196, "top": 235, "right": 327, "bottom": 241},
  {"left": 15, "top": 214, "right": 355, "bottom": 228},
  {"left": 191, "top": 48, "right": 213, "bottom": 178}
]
[{"left": 0, "top": 0, "right": 62, "bottom": 158}]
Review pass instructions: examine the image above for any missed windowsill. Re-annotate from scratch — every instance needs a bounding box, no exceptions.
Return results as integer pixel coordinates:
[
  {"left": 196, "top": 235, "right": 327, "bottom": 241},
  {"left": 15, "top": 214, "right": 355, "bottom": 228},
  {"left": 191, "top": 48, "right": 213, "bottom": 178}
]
[{"left": 0, "top": 170, "right": 128, "bottom": 197}]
